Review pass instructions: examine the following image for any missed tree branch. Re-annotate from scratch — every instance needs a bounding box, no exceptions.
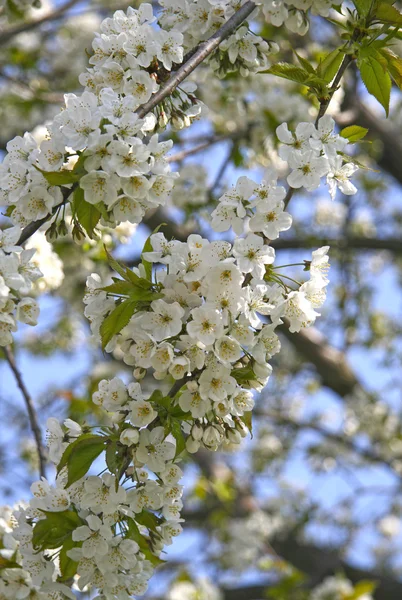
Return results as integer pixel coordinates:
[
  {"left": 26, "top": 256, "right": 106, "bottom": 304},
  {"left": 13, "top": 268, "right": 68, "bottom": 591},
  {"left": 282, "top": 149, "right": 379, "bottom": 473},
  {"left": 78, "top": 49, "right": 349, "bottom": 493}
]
[
  {"left": 0, "top": 0, "right": 81, "bottom": 46},
  {"left": 3, "top": 346, "right": 47, "bottom": 479}
]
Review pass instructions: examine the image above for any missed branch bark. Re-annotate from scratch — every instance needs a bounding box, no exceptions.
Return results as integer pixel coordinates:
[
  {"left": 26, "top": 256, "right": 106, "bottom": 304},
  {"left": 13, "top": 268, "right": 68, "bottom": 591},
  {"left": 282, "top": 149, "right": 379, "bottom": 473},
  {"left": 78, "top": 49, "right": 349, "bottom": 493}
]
[{"left": 3, "top": 346, "right": 47, "bottom": 479}]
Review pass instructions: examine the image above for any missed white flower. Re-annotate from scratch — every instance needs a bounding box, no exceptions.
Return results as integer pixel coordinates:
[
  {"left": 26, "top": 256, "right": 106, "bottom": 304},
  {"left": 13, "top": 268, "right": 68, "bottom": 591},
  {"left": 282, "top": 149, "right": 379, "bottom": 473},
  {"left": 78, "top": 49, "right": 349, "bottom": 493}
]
[
  {"left": 187, "top": 306, "right": 224, "bottom": 346},
  {"left": 128, "top": 399, "right": 156, "bottom": 427},
  {"left": 156, "top": 29, "right": 184, "bottom": 70},
  {"left": 287, "top": 151, "right": 329, "bottom": 191},
  {"left": 310, "top": 115, "right": 347, "bottom": 158},
  {"left": 233, "top": 233, "right": 275, "bottom": 278},
  {"left": 136, "top": 426, "right": 175, "bottom": 472},
  {"left": 0, "top": 226, "right": 21, "bottom": 253},
  {"left": 109, "top": 139, "right": 150, "bottom": 177},
  {"left": 249, "top": 198, "right": 292, "bottom": 240},
  {"left": 309, "top": 246, "right": 330, "bottom": 285},
  {"left": 199, "top": 364, "right": 236, "bottom": 402},
  {"left": 19, "top": 186, "right": 56, "bottom": 221},
  {"left": 276, "top": 121, "right": 315, "bottom": 160},
  {"left": 72, "top": 515, "right": 112, "bottom": 558},
  {"left": 46, "top": 417, "right": 67, "bottom": 464},
  {"left": 142, "top": 299, "right": 184, "bottom": 341},
  {"left": 80, "top": 170, "right": 120, "bottom": 206},
  {"left": 271, "top": 290, "right": 319, "bottom": 332},
  {"left": 179, "top": 385, "right": 210, "bottom": 418},
  {"left": 16, "top": 298, "right": 39, "bottom": 326},
  {"left": 215, "top": 335, "right": 243, "bottom": 364},
  {"left": 327, "top": 157, "right": 358, "bottom": 200}
]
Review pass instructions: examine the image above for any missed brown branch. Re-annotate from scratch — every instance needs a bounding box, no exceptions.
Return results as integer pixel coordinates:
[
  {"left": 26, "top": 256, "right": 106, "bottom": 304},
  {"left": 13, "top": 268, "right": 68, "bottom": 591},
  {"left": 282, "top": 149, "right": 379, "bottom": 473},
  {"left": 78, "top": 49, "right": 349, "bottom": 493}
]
[
  {"left": 0, "top": 0, "right": 81, "bottom": 46},
  {"left": 3, "top": 346, "right": 47, "bottom": 479},
  {"left": 279, "top": 323, "right": 360, "bottom": 398}
]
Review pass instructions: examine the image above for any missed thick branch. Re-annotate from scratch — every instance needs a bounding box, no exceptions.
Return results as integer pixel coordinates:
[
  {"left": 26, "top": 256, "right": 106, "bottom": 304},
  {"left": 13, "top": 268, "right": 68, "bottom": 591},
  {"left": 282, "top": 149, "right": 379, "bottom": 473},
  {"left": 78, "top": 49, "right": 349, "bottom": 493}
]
[
  {"left": 3, "top": 346, "right": 47, "bottom": 478},
  {"left": 279, "top": 324, "right": 360, "bottom": 398}
]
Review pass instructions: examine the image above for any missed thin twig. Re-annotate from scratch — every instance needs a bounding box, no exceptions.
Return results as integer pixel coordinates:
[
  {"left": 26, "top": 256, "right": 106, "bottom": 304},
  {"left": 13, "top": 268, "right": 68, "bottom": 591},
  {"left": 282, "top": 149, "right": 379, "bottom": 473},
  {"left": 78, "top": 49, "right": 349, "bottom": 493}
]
[
  {"left": 3, "top": 346, "right": 47, "bottom": 478},
  {"left": 0, "top": 0, "right": 81, "bottom": 46}
]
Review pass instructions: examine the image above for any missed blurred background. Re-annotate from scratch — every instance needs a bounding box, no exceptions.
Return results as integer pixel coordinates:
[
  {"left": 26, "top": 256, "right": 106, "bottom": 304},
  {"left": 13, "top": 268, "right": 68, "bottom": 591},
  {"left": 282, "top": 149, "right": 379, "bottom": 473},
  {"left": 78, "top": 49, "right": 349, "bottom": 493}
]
[{"left": 1, "top": 0, "right": 402, "bottom": 598}]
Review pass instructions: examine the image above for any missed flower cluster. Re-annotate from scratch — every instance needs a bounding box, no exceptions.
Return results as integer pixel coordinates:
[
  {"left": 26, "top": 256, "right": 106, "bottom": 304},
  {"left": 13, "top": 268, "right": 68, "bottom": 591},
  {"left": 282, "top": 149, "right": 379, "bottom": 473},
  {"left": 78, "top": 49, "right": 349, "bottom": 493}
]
[
  {"left": 0, "top": 225, "right": 42, "bottom": 346},
  {"left": 159, "top": 0, "right": 331, "bottom": 41},
  {"left": 0, "top": 5, "right": 194, "bottom": 237},
  {"left": 277, "top": 115, "right": 359, "bottom": 199},
  {"left": 0, "top": 407, "right": 185, "bottom": 599}
]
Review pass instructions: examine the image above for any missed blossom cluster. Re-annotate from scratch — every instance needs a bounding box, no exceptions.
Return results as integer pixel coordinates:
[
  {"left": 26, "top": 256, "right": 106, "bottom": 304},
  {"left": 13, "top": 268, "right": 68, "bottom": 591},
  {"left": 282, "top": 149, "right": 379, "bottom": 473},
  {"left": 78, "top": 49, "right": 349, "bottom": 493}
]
[
  {"left": 211, "top": 116, "right": 358, "bottom": 237},
  {"left": 277, "top": 115, "right": 358, "bottom": 199},
  {"left": 0, "top": 225, "right": 42, "bottom": 346},
  {"left": 0, "top": 407, "right": 186, "bottom": 600},
  {"left": 160, "top": 0, "right": 331, "bottom": 40}
]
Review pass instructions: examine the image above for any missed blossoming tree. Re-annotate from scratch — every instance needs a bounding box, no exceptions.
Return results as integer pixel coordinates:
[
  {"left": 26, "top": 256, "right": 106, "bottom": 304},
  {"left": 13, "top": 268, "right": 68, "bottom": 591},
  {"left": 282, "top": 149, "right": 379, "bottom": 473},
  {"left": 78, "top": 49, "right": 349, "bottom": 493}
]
[{"left": 0, "top": 0, "right": 402, "bottom": 598}]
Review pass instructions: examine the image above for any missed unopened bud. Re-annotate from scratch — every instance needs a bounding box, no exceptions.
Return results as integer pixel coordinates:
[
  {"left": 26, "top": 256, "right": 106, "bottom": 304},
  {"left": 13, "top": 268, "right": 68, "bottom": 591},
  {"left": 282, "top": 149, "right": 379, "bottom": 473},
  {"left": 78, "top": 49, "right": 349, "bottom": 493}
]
[
  {"left": 186, "top": 437, "right": 200, "bottom": 454},
  {"left": 191, "top": 423, "right": 203, "bottom": 441},
  {"left": 134, "top": 367, "right": 146, "bottom": 380}
]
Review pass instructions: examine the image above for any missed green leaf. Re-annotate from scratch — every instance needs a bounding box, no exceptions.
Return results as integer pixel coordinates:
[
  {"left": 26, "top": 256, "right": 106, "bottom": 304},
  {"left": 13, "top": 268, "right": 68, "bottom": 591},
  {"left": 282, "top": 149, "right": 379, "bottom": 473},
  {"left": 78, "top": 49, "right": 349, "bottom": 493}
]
[
  {"left": 375, "top": 2, "right": 402, "bottom": 24},
  {"left": 318, "top": 48, "right": 345, "bottom": 83},
  {"left": 265, "top": 63, "right": 310, "bottom": 84},
  {"left": 340, "top": 125, "right": 369, "bottom": 142},
  {"left": 170, "top": 419, "right": 186, "bottom": 457},
  {"left": 379, "top": 48, "right": 402, "bottom": 88},
  {"left": 59, "top": 536, "right": 79, "bottom": 581},
  {"left": 231, "top": 364, "right": 256, "bottom": 384},
  {"left": 72, "top": 186, "right": 101, "bottom": 239},
  {"left": 105, "top": 441, "right": 127, "bottom": 478},
  {"left": 57, "top": 434, "right": 106, "bottom": 487},
  {"left": 346, "top": 580, "right": 377, "bottom": 600},
  {"left": 0, "top": 556, "right": 22, "bottom": 570},
  {"left": 126, "top": 517, "right": 165, "bottom": 566},
  {"left": 35, "top": 167, "right": 77, "bottom": 186},
  {"left": 101, "top": 281, "right": 137, "bottom": 296},
  {"left": 241, "top": 411, "right": 253, "bottom": 436},
  {"left": 32, "top": 510, "right": 82, "bottom": 550},
  {"left": 100, "top": 299, "right": 138, "bottom": 349},
  {"left": 359, "top": 56, "right": 391, "bottom": 115},
  {"left": 294, "top": 51, "right": 316, "bottom": 74},
  {"left": 57, "top": 433, "right": 103, "bottom": 474},
  {"left": 352, "top": 0, "right": 372, "bottom": 16},
  {"left": 105, "top": 248, "right": 152, "bottom": 289}
]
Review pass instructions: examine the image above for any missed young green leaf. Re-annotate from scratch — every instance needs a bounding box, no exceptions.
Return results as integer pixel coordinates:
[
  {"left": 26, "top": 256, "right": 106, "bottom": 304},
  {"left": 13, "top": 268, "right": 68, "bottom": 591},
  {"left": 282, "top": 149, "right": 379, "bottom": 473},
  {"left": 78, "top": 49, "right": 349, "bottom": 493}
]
[
  {"left": 294, "top": 51, "right": 316, "bottom": 74},
  {"left": 57, "top": 434, "right": 106, "bottom": 486},
  {"left": 72, "top": 186, "right": 101, "bottom": 239},
  {"left": 359, "top": 56, "right": 391, "bottom": 115},
  {"left": 340, "top": 125, "right": 369, "bottom": 142},
  {"left": 378, "top": 48, "right": 402, "bottom": 88},
  {"left": 265, "top": 63, "right": 310, "bottom": 84},
  {"left": 100, "top": 299, "right": 138, "bottom": 349},
  {"left": 170, "top": 419, "right": 186, "bottom": 457},
  {"left": 34, "top": 166, "right": 78, "bottom": 186},
  {"left": 32, "top": 510, "right": 82, "bottom": 550},
  {"left": 375, "top": 2, "right": 402, "bottom": 24},
  {"left": 59, "top": 536, "right": 79, "bottom": 581},
  {"left": 318, "top": 48, "right": 345, "bottom": 83},
  {"left": 352, "top": 0, "right": 373, "bottom": 17}
]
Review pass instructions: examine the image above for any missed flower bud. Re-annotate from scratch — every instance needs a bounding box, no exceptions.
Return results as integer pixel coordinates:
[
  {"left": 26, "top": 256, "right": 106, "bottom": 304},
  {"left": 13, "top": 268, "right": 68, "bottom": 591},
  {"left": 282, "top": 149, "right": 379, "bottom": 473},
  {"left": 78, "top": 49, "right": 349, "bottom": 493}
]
[
  {"left": 134, "top": 367, "right": 146, "bottom": 380},
  {"left": 191, "top": 423, "right": 203, "bottom": 441},
  {"left": 186, "top": 437, "right": 200, "bottom": 454},
  {"left": 120, "top": 428, "right": 139, "bottom": 446}
]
